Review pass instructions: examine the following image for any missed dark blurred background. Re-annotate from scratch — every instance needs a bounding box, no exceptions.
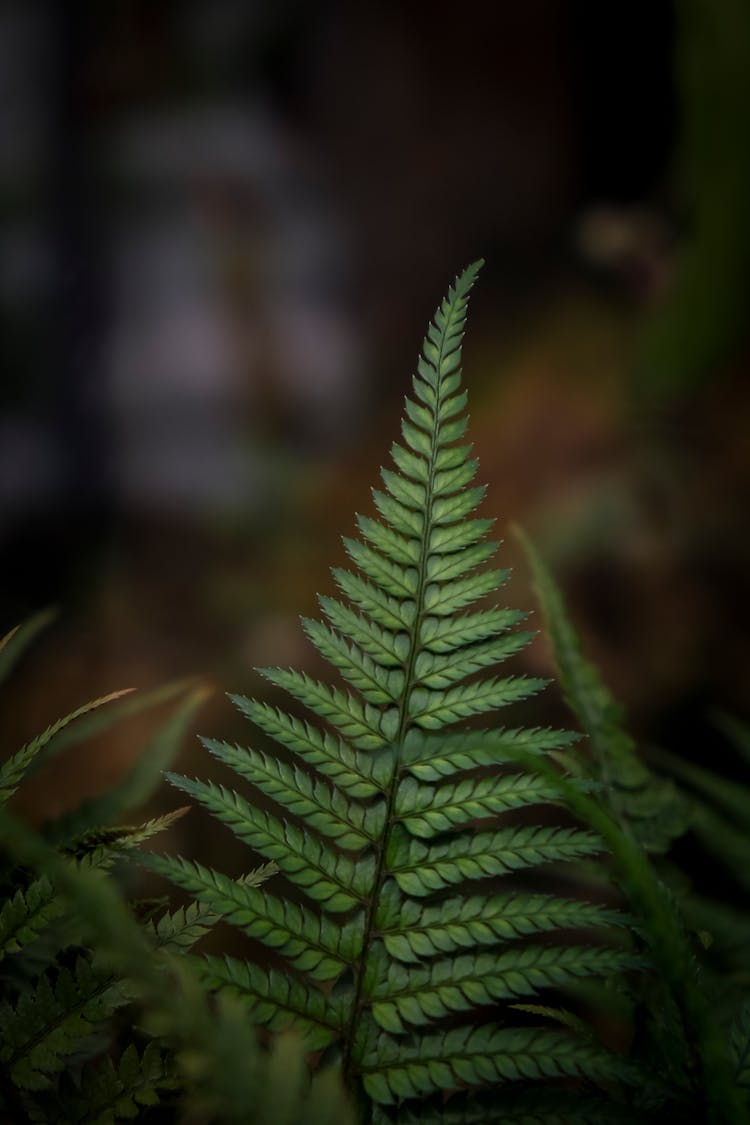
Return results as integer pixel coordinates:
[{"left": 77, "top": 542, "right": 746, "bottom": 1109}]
[{"left": 1, "top": 0, "right": 748, "bottom": 831}]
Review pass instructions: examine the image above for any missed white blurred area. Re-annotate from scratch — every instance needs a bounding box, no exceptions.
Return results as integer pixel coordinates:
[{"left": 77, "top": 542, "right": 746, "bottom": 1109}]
[
  {"left": 107, "top": 97, "right": 362, "bottom": 513},
  {"left": 0, "top": 0, "right": 364, "bottom": 522}
]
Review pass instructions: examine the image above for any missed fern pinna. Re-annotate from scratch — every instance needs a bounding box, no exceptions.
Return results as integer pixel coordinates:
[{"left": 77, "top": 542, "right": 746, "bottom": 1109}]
[{"left": 152, "top": 262, "right": 642, "bottom": 1121}]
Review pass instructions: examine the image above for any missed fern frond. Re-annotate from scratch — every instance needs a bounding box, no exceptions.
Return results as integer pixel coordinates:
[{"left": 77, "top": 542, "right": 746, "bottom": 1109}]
[
  {"left": 419, "top": 606, "right": 526, "bottom": 653},
  {"left": 143, "top": 898, "right": 219, "bottom": 953},
  {"left": 319, "top": 596, "right": 407, "bottom": 668},
  {"left": 421, "top": 568, "right": 507, "bottom": 617},
  {"left": 331, "top": 568, "right": 415, "bottom": 632},
  {"left": 518, "top": 530, "right": 691, "bottom": 853},
  {"left": 42, "top": 1042, "right": 176, "bottom": 1124},
  {"left": 160, "top": 262, "right": 648, "bottom": 1120},
  {"left": 0, "top": 690, "right": 133, "bottom": 806},
  {"left": 102, "top": 806, "right": 190, "bottom": 850},
  {"left": 44, "top": 683, "right": 208, "bottom": 845},
  {"left": 302, "top": 617, "right": 405, "bottom": 703},
  {"left": 0, "top": 877, "right": 66, "bottom": 964},
  {"left": 0, "top": 955, "right": 130, "bottom": 1090}
]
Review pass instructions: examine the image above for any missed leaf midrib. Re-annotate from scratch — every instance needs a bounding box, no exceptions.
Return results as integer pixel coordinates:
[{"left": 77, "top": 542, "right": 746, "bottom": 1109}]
[{"left": 342, "top": 303, "right": 457, "bottom": 1081}]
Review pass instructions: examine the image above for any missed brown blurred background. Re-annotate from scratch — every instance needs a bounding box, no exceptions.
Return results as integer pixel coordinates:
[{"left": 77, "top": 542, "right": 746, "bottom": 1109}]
[{"left": 1, "top": 0, "right": 748, "bottom": 848}]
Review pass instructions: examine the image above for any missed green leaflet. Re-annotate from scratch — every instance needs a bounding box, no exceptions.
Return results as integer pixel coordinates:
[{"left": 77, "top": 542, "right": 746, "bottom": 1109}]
[
  {"left": 413, "top": 630, "right": 535, "bottom": 689},
  {"left": 319, "top": 596, "right": 408, "bottom": 669},
  {"left": 0, "top": 954, "right": 131, "bottom": 1090},
  {"left": 518, "top": 530, "right": 691, "bottom": 853},
  {"left": 190, "top": 955, "right": 347, "bottom": 1051},
  {"left": 201, "top": 737, "right": 386, "bottom": 848},
  {"left": 0, "top": 876, "right": 65, "bottom": 963},
  {"left": 259, "top": 668, "right": 391, "bottom": 749},
  {"left": 44, "top": 683, "right": 208, "bottom": 846},
  {"left": 377, "top": 885, "right": 630, "bottom": 962},
  {"left": 231, "top": 694, "right": 388, "bottom": 797},
  {"left": 164, "top": 773, "right": 371, "bottom": 911},
  {"left": 302, "top": 618, "right": 405, "bottom": 704},
  {"left": 388, "top": 824, "right": 603, "bottom": 896},
  {"left": 395, "top": 772, "right": 571, "bottom": 837},
  {"left": 38, "top": 1042, "right": 177, "bottom": 1124},
  {"left": 0, "top": 690, "right": 133, "bottom": 806},
  {"left": 161, "top": 263, "right": 648, "bottom": 1119},
  {"left": 401, "top": 727, "right": 580, "bottom": 780},
  {"left": 418, "top": 604, "right": 524, "bottom": 651},
  {"left": 359, "top": 1025, "right": 638, "bottom": 1103},
  {"left": 407, "top": 674, "right": 549, "bottom": 729},
  {"left": 370, "top": 946, "right": 645, "bottom": 1033},
  {"left": 144, "top": 853, "right": 360, "bottom": 981}
]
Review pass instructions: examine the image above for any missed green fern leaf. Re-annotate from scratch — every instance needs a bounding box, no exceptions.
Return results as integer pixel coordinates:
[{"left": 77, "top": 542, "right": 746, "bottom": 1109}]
[
  {"left": 259, "top": 668, "right": 391, "bottom": 749},
  {"left": 0, "top": 955, "right": 130, "bottom": 1090},
  {"left": 518, "top": 530, "right": 691, "bottom": 853},
  {"left": 0, "top": 690, "right": 133, "bottom": 806},
  {"left": 413, "top": 631, "right": 535, "bottom": 688},
  {"left": 370, "top": 945, "right": 645, "bottom": 1033},
  {"left": 0, "top": 876, "right": 66, "bottom": 963},
  {"left": 402, "top": 727, "right": 580, "bottom": 780},
  {"left": 388, "top": 824, "right": 603, "bottom": 896},
  {"left": 201, "top": 737, "right": 385, "bottom": 848},
  {"left": 319, "top": 596, "right": 407, "bottom": 669},
  {"left": 165, "top": 773, "right": 372, "bottom": 910},
  {"left": 231, "top": 694, "right": 387, "bottom": 797},
  {"left": 302, "top": 617, "right": 405, "bottom": 703},
  {"left": 39, "top": 1042, "right": 176, "bottom": 1124},
  {"left": 160, "top": 262, "right": 644, "bottom": 1119},
  {"left": 395, "top": 772, "right": 572, "bottom": 837},
  {"left": 144, "top": 853, "right": 359, "bottom": 980},
  {"left": 190, "top": 954, "right": 346, "bottom": 1050},
  {"left": 378, "top": 885, "right": 630, "bottom": 962},
  {"left": 44, "top": 683, "right": 207, "bottom": 845},
  {"left": 359, "top": 1024, "right": 637, "bottom": 1103},
  {"left": 407, "top": 674, "right": 548, "bottom": 729},
  {"left": 418, "top": 606, "right": 526, "bottom": 653}
]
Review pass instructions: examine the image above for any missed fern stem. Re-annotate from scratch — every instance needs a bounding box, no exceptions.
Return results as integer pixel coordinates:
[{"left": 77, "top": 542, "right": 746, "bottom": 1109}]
[{"left": 341, "top": 271, "right": 475, "bottom": 1090}]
